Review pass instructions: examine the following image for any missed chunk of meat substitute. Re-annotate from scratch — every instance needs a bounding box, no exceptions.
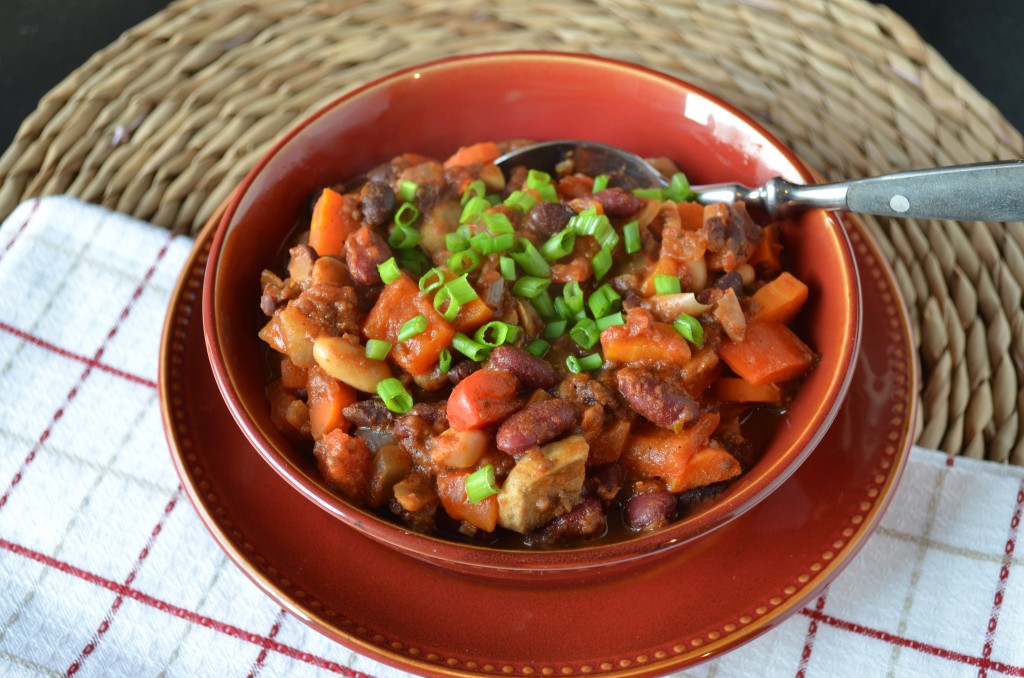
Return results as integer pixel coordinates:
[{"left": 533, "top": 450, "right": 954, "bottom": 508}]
[{"left": 497, "top": 435, "right": 589, "bottom": 534}]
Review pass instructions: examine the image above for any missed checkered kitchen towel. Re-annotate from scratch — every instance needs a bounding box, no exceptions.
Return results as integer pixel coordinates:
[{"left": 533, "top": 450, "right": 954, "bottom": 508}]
[{"left": 0, "top": 196, "right": 1022, "bottom": 677}]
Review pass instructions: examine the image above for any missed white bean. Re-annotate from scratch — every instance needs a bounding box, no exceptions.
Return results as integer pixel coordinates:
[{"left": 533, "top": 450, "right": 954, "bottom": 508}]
[{"left": 313, "top": 335, "right": 392, "bottom": 392}]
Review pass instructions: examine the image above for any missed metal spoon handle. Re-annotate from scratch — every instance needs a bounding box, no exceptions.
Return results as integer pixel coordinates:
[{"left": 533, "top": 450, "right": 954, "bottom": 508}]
[{"left": 699, "top": 160, "right": 1024, "bottom": 221}]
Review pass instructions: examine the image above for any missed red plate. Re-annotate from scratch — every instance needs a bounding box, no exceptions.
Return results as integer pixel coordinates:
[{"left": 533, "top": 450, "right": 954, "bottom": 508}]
[{"left": 160, "top": 212, "right": 917, "bottom": 676}]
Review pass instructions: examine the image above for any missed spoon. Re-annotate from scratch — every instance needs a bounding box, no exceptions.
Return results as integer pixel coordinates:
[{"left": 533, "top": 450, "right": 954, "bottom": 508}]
[{"left": 494, "top": 140, "right": 1024, "bottom": 222}]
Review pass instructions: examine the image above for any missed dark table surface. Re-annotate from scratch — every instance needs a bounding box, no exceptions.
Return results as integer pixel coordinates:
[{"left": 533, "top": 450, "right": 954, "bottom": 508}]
[{"left": 2, "top": 0, "right": 1022, "bottom": 153}]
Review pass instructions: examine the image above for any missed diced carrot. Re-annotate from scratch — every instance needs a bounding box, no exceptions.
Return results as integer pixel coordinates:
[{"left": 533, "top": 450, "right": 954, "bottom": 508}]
[
  {"left": 660, "top": 224, "right": 708, "bottom": 263},
  {"left": 587, "top": 419, "right": 632, "bottom": 466},
  {"left": 313, "top": 429, "right": 372, "bottom": 501},
  {"left": 557, "top": 174, "right": 595, "bottom": 199},
  {"left": 718, "top": 320, "right": 816, "bottom": 386},
  {"left": 748, "top": 222, "right": 782, "bottom": 274},
  {"left": 362, "top": 272, "right": 456, "bottom": 376},
  {"left": 279, "top": 357, "right": 308, "bottom": 391},
  {"left": 639, "top": 256, "right": 680, "bottom": 297},
  {"left": 621, "top": 412, "right": 732, "bottom": 492},
  {"left": 308, "top": 188, "right": 361, "bottom": 257},
  {"left": 446, "top": 369, "right": 523, "bottom": 431},
  {"left": 675, "top": 445, "right": 743, "bottom": 492},
  {"left": 443, "top": 141, "right": 502, "bottom": 169},
  {"left": 677, "top": 200, "right": 704, "bottom": 231},
  {"left": 307, "top": 365, "right": 358, "bottom": 439},
  {"left": 709, "top": 376, "right": 783, "bottom": 404},
  {"left": 436, "top": 470, "right": 499, "bottom": 532},
  {"left": 750, "top": 272, "right": 809, "bottom": 324},
  {"left": 600, "top": 308, "right": 691, "bottom": 368}
]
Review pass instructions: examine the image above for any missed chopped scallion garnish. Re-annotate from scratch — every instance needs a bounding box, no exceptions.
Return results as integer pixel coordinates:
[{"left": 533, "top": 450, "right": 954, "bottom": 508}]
[
  {"left": 474, "top": 321, "right": 521, "bottom": 347},
  {"left": 563, "top": 280, "right": 585, "bottom": 315},
  {"left": 396, "top": 248, "right": 429, "bottom": 277},
  {"left": 543, "top": 319, "right": 568, "bottom": 339},
  {"left": 510, "top": 238, "right": 551, "bottom": 277},
  {"left": 591, "top": 246, "right": 613, "bottom": 280},
  {"left": 377, "top": 377, "right": 413, "bottom": 414},
  {"left": 438, "top": 347, "right": 452, "bottom": 373},
  {"left": 364, "top": 339, "right": 392, "bottom": 361},
  {"left": 654, "top": 274, "right": 682, "bottom": 295},
  {"left": 570, "top": 317, "right": 600, "bottom": 349},
  {"left": 499, "top": 256, "right": 517, "bottom": 281},
  {"left": 592, "top": 174, "right": 610, "bottom": 193},
  {"left": 433, "top": 286, "right": 462, "bottom": 322},
  {"left": 377, "top": 257, "right": 401, "bottom": 285},
  {"left": 513, "top": 275, "right": 551, "bottom": 299},
  {"left": 388, "top": 222, "right": 420, "bottom": 249},
  {"left": 445, "top": 230, "right": 470, "bottom": 253},
  {"left": 525, "top": 339, "right": 550, "bottom": 357},
  {"left": 632, "top": 187, "right": 665, "bottom": 200},
  {"left": 482, "top": 212, "right": 514, "bottom": 235},
  {"left": 397, "top": 314, "right": 428, "bottom": 342},
  {"left": 665, "top": 172, "right": 694, "bottom": 202},
  {"left": 448, "top": 249, "right": 481, "bottom": 275},
  {"left": 461, "top": 179, "right": 487, "bottom": 206},
  {"left": 418, "top": 267, "right": 446, "bottom": 294},
  {"left": 540, "top": 228, "right": 576, "bottom": 262},
  {"left": 398, "top": 180, "right": 419, "bottom": 203},
  {"left": 673, "top": 313, "right": 704, "bottom": 346},
  {"left": 595, "top": 312, "right": 625, "bottom": 331},
  {"left": 530, "top": 290, "right": 557, "bottom": 320},
  {"left": 465, "top": 464, "right": 500, "bottom": 503},
  {"left": 504, "top": 190, "right": 538, "bottom": 212},
  {"left": 623, "top": 221, "right": 640, "bottom": 254},
  {"left": 587, "top": 283, "right": 621, "bottom": 318},
  {"left": 460, "top": 195, "right": 490, "bottom": 223},
  {"left": 394, "top": 202, "right": 421, "bottom": 228},
  {"left": 566, "top": 353, "right": 603, "bottom": 373},
  {"left": 452, "top": 333, "right": 490, "bottom": 362}
]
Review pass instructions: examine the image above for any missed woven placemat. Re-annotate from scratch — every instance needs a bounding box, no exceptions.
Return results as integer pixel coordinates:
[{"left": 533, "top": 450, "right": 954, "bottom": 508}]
[{"left": 2, "top": 0, "right": 1022, "bottom": 465}]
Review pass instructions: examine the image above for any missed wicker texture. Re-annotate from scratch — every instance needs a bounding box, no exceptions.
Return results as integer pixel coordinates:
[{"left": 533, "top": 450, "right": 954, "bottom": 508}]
[{"left": 2, "top": 0, "right": 1022, "bottom": 464}]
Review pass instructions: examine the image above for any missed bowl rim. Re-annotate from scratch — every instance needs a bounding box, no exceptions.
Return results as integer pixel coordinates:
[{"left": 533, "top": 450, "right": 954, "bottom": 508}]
[{"left": 201, "top": 49, "right": 862, "bottom": 572}]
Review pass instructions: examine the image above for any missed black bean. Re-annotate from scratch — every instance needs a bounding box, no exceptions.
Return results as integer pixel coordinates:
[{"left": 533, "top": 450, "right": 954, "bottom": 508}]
[
  {"left": 714, "top": 271, "right": 744, "bottom": 296},
  {"left": 341, "top": 399, "right": 394, "bottom": 428},
  {"left": 359, "top": 181, "right": 396, "bottom": 227}
]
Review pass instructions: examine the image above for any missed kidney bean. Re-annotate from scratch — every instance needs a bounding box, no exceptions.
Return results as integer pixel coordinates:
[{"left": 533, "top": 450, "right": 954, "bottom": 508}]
[
  {"left": 588, "top": 462, "right": 623, "bottom": 501},
  {"left": 534, "top": 497, "right": 606, "bottom": 545},
  {"left": 525, "top": 201, "right": 575, "bottom": 238},
  {"left": 496, "top": 398, "right": 579, "bottom": 456},
  {"left": 488, "top": 345, "right": 557, "bottom": 389},
  {"left": 359, "top": 180, "right": 396, "bottom": 226},
  {"left": 624, "top": 485, "right": 676, "bottom": 531},
  {"left": 341, "top": 399, "right": 394, "bottom": 428},
  {"left": 345, "top": 225, "right": 393, "bottom": 286},
  {"left": 447, "top": 359, "right": 479, "bottom": 386},
  {"left": 616, "top": 367, "right": 699, "bottom": 429},
  {"left": 591, "top": 187, "right": 641, "bottom": 218}
]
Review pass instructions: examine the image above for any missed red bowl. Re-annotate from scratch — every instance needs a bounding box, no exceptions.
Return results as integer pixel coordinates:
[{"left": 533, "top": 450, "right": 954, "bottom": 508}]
[{"left": 202, "top": 51, "right": 861, "bottom": 581}]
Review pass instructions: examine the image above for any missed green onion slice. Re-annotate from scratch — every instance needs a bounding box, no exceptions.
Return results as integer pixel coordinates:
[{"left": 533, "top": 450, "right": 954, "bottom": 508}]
[
  {"left": 438, "top": 347, "right": 452, "bottom": 373},
  {"left": 419, "top": 267, "right": 446, "bottom": 294},
  {"left": 623, "top": 221, "right": 641, "bottom": 255},
  {"left": 525, "top": 339, "right": 550, "bottom": 357},
  {"left": 388, "top": 222, "right": 421, "bottom": 249},
  {"left": 474, "top": 321, "right": 521, "bottom": 347},
  {"left": 632, "top": 187, "right": 665, "bottom": 200},
  {"left": 394, "top": 202, "right": 421, "bottom": 228},
  {"left": 666, "top": 172, "right": 694, "bottom": 202},
  {"left": 433, "top": 286, "right": 462, "bottom": 322},
  {"left": 570, "top": 317, "right": 600, "bottom": 350},
  {"left": 461, "top": 179, "right": 487, "bottom": 205},
  {"left": 591, "top": 246, "right": 613, "bottom": 280},
  {"left": 596, "top": 312, "right": 625, "bottom": 331},
  {"left": 566, "top": 353, "right": 603, "bottom": 374},
  {"left": 364, "top": 338, "right": 392, "bottom": 361},
  {"left": 448, "top": 249, "right": 481, "bottom": 275},
  {"left": 510, "top": 238, "right": 551, "bottom": 277},
  {"left": 377, "top": 257, "right": 401, "bottom": 285},
  {"left": 452, "top": 332, "right": 490, "bottom": 362},
  {"left": 482, "top": 212, "right": 514, "bottom": 235},
  {"left": 397, "top": 314, "right": 428, "bottom": 342},
  {"left": 568, "top": 210, "right": 618, "bottom": 251},
  {"left": 504, "top": 190, "right": 538, "bottom": 212},
  {"left": 673, "top": 313, "right": 704, "bottom": 346},
  {"left": 377, "top": 377, "right": 413, "bottom": 414},
  {"left": 446, "top": 230, "right": 470, "bottom": 253},
  {"left": 465, "top": 464, "right": 500, "bottom": 503},
  {"left": 460, "top": 195, "right": 490, "bottom": 223},
  {"left": 540, "top": 229, "right": 576, "bottom": 262},
  {"left": 543, "top": 319, "right": 568, "bottom": 339},
  {"left": 592, "top": 174, "right": 610, "bottom": 193},
  {"left": 513, "top": 275, "right": 551, "bottom": 299},
  {"left": 398, "top": 180, "right": 419, "bottom": 203},
  {"left": 587, "top": 283, "right": 621, "bottom": 318},
  {"left": 530, "top": 290, "right": 557, "bottom": 321},
  {"left": 396, "top": 248, "right": 429, "bottom": 277},
  {"left": 563, "top": 280, "right": 585, "bottom": 315},
  {"left": 499, "top": 256, "right": 517, "bottom": 281},
  {"left": 654, "top": 274, "right": 682, "bottom": 295}
]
